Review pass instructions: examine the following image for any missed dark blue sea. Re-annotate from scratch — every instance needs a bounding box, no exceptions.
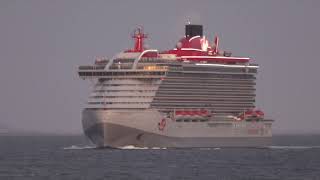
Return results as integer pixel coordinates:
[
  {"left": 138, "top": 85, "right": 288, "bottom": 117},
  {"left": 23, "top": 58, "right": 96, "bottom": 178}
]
[{"left": 1, "top": 135, "right": 320, "bottom": 180}]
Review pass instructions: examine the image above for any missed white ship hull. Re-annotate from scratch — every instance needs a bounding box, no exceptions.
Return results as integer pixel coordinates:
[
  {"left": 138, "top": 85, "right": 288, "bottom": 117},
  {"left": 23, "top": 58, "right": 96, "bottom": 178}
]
[{"left": 82, "top": 109, "right": 272, "bottom": 148}]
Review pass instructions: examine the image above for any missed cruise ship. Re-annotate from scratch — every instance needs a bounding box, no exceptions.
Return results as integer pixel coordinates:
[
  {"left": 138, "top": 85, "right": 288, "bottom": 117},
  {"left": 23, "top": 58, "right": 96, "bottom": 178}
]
[{"left": 78, "top": 24, "right": 273, "bottom": 148}]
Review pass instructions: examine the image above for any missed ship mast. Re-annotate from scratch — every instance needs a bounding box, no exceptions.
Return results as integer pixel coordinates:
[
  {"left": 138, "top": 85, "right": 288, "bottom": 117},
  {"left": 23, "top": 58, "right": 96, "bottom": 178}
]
[{"left": 132, "top": 27, "right": 148, "bottom": 52}]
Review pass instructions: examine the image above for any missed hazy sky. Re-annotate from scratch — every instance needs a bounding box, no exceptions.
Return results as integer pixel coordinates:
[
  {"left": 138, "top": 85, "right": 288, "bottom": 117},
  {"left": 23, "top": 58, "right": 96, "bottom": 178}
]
[{"left": 0, "top": 0, "right": 319, "bottom": 134}]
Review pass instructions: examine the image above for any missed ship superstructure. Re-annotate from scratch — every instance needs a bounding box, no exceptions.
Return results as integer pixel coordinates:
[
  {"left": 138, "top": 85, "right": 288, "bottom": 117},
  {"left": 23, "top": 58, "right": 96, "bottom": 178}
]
[{"left": 78, "top": 24, "right": 273, "bottom": 148}]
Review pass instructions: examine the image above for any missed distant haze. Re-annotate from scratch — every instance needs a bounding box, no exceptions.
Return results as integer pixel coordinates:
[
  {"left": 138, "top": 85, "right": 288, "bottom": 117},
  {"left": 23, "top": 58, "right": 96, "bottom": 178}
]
[{"left": 0, "top": 0, "right": 319, "bottom": 134}]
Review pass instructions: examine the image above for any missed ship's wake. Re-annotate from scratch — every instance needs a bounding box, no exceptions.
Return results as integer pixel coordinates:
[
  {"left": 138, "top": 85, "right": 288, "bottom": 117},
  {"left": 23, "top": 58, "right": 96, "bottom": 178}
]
[
  {"left": 62, "top": 145, "right": 320, "bottom": 150},
  {"left": 199, "top": 147, "right": 221, "bottom": 150},
  {"left": 63, "top": 145, "right": 97, "bottom": 150},
  {"left": 119, "top": 145, "right": 167, "bottom": 150},
  {"left": 119, "top": 146, "right": 222, "bottom": 150},
  {"left": 63, "top": 145, "right": 168, "bottom": 150},
  {"left": 268, "top": 145, "right": 320, "bottom": 150}
]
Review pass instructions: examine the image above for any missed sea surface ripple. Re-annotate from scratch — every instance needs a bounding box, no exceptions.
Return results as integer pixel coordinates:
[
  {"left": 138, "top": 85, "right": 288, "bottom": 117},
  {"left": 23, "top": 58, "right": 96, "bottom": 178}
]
[{"left": 0, "top": 135, "right": 320, "bottom": 180}]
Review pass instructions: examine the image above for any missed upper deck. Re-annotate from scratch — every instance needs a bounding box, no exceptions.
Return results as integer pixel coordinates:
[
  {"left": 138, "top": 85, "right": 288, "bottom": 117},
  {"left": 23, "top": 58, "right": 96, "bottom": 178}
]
[
  {"left": 78, "top": 56, "right": 258, "bottom": 80},
  {"left": 78, "top": 24, "right": 257, "bottom": 80}
]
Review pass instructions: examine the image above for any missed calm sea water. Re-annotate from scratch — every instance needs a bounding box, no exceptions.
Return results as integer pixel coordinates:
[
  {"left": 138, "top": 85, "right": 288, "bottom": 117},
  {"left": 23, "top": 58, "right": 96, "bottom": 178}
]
[{"left": 1, "top": 135, "right": 320, "bottom": 180}]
